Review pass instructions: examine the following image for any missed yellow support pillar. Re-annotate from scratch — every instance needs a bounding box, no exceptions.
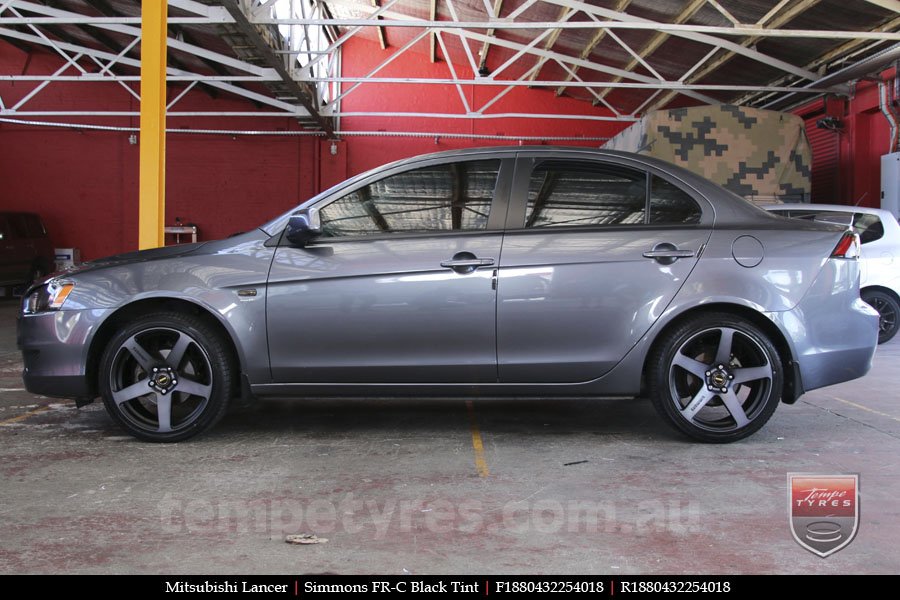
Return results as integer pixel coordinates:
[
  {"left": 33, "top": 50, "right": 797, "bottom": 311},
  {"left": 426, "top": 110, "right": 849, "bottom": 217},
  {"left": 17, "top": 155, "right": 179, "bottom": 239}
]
[{"left": 138, "top": 1, "right": 167, "bottom": 250}]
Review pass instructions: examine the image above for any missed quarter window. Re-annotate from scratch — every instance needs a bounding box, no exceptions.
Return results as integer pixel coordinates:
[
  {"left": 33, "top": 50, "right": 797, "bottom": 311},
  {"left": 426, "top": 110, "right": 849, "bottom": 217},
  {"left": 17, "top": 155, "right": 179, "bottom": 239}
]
[
  {"left": 524, "top": 161, "right": 647, "bottom": 228},
  {"left": 318, "top": 160, "right": 500, "bottom": 238},
  {"left": 649, "top": 176, "right": 702, "bottom": 224}
]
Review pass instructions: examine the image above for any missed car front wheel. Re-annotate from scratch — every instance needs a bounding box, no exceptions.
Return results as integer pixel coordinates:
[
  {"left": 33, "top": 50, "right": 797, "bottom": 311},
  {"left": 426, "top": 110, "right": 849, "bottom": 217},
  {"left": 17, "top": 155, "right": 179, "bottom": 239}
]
[
  {"left": 99, "top": 312, "right": 233, "bottom": 442},
  {"left": 648, "top": 313, "right": 783, "bottom": 443},
  {"left": 861, "top": 289, "right": 899, "bottom": 344}
]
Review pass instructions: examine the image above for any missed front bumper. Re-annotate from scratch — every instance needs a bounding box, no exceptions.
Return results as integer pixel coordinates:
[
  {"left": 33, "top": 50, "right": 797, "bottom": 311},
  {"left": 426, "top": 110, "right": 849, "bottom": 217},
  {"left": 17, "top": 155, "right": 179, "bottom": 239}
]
[{"left": 17, "top": 308, "right": 108, "bottom": 399}]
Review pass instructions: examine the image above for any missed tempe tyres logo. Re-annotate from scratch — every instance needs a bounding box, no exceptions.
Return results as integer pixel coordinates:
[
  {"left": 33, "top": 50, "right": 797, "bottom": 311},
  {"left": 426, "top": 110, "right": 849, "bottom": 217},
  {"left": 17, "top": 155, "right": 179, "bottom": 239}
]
[{"left": 788, "top": 474, "right": 859, "bottom": 557}]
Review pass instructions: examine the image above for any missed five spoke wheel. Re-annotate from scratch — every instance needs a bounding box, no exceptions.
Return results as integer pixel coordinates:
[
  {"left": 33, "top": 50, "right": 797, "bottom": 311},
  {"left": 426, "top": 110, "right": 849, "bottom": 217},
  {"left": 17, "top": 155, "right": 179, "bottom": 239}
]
[
  {"left": 649, "top": 314, "right": 783, "bottom": 443},
  {"left": 100, "top": 312, "right": 232, "bottom": 442}
]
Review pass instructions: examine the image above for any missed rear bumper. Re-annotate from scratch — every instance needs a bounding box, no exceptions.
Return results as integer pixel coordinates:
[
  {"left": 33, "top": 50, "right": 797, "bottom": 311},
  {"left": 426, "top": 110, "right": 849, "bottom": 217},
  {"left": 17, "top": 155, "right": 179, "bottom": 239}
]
[
  {"left": 770, "top": 279, "right": 879, "bottom": 394},
  {"left": 17, "top": 308, "right": 107, "bottom": 400}
]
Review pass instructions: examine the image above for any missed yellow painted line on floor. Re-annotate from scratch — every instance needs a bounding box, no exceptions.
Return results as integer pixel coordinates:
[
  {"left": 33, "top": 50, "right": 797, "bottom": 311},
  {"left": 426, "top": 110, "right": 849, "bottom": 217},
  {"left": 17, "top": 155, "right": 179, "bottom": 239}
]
[
  {"left": 465, "top": 400, "right": 490, "bottom": 478},
  {"left": 0, "top": 405, "right": 50, "bottom": 425},
  {"left": 832, "top": 396, "right": 900, "bottom": 423}
]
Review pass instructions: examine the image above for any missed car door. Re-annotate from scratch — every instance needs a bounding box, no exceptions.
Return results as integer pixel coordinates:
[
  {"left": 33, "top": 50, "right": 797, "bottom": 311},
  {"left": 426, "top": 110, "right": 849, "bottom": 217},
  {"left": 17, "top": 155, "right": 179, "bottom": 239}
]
[
  {"left": 266, "top": 155, "right": 514, "bottom": 383},
  {"left": 496, "top": 154, "right": 712, "bottom": 383}
]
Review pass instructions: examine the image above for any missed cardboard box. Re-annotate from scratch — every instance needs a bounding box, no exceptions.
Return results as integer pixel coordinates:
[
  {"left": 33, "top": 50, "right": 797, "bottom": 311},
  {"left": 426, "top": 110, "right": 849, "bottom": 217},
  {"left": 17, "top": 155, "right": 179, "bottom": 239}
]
[{"left": 55, "top": 248, "right": 81, "bottom": 271}]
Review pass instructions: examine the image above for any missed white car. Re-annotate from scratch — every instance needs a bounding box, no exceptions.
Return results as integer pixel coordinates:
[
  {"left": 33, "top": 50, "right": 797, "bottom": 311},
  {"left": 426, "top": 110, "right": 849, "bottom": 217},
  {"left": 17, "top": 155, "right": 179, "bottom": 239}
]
[{"left": 763, "top": 203, "right": 900, "bottom": 343}]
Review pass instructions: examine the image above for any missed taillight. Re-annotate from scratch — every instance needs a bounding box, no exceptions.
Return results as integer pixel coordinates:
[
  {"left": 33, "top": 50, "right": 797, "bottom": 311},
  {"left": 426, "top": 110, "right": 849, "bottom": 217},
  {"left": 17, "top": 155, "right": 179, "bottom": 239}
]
[{"left": 830, "top": 231, "right": 860, "bottom": 259}]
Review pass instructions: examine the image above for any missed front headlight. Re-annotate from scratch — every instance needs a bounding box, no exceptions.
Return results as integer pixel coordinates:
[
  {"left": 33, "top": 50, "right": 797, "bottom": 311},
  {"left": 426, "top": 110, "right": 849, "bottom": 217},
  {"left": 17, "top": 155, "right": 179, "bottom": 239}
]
[{"left": 23, "top": 280, "right": 75, "bottom": 315}]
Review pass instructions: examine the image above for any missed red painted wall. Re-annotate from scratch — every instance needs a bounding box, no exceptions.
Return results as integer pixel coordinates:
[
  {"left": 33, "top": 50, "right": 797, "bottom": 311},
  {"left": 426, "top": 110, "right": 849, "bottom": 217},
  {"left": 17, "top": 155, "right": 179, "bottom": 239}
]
[
  {"left": 1, "top": 43, "right": 319, "bottom": 259},
  {"left": 793, "top": 68, "right": 896, "bottom": 208},
  {"left": 0, "top": 36, "right": 626, "bottom": 260}
]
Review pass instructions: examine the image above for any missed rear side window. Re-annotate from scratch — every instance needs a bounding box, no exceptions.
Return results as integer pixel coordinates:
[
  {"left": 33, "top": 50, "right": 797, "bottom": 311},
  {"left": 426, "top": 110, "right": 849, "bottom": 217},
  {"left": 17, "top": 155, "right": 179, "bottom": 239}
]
[
  {"left": 522, "top": 162, "right": 702, "bottom": 228},
  {"left": 319, "top": 159, "right": 500, "bottom": 238},
  {"left": 524, "top": 161, "right": 647, "bottom": 228},
  {"left": 649, "top": 176, "right": 702, "bottom": 224},
  {"left": 853, "top": 213, "right": 884, "bottom": 244}
]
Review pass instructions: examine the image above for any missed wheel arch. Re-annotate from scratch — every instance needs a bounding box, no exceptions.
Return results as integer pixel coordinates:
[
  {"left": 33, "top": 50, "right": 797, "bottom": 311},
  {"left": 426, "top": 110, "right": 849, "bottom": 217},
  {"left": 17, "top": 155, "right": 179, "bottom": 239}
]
[
  {"left": 642, "top": 302, "right": 801, "bottom": 404},
  {"left": 86, "top": 297, "right": 246, "bottom": 398}
]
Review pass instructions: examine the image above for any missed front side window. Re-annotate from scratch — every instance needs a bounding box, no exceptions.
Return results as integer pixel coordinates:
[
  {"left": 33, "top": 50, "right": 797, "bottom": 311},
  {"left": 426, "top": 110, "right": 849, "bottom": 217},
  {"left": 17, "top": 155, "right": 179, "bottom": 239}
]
[
  {"left": 524, "top": 161, "right": 647, "bottom": 228},
  {"left": 318, "top": 160, "right": 500, "bottom": 238},
  {"left": 8, "top": 214, "right": 28, "bottom": 238}
]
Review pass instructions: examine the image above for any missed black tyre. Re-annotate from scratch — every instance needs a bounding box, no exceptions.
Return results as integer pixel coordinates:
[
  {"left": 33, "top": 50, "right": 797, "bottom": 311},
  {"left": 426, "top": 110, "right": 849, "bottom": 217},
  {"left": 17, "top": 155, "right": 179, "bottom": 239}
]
[
  {"left": 648, "top": 313, "right": 783, "bottom": 443},
  {"left": 99, "top": 311, "right": 233, "bottom": 442},
  {"left": 861, "top": 289, "right": 899, "bottom": 344}
]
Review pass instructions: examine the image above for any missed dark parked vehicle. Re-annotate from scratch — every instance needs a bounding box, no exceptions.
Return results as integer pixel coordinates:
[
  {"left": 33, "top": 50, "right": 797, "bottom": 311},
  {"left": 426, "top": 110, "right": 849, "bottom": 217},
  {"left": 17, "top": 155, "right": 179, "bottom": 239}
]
[
  {"left": 17, "top": 148, "right": 879, "bottom": 443},
  {"left": 0, "top": 212, "right": 54, "bottom": 289}
]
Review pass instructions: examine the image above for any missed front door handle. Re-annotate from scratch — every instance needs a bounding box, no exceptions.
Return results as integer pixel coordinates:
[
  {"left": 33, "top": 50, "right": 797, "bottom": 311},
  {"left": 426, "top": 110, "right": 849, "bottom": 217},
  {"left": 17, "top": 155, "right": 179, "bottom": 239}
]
[
  {"left": 643, "top": 243, "right": 695, "bottom": 265},
  {"left": 441, "top": 252, "right": 495, "bottom": 274}
]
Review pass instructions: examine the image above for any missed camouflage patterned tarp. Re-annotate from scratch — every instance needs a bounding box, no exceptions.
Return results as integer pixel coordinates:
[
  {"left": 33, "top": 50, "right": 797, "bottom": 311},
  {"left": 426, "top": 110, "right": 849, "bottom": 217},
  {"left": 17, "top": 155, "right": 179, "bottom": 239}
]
[{"left": 605, "top": 105, "right": 811, "bottom": 204}]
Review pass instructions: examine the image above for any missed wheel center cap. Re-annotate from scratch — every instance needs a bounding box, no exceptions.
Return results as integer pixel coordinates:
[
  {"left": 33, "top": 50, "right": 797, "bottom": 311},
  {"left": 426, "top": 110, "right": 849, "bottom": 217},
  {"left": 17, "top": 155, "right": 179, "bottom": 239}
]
[
  {"left": 148, "top": 367, "right": 178, "bottom": 395},
  {"left": 705, "top": 364, "right": 733, "bottom": 394}
]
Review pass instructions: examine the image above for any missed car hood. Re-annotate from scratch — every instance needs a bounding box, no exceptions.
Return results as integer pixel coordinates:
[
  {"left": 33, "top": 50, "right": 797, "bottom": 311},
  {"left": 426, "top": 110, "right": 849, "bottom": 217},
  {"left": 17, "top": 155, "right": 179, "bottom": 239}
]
[
  {"left": 89, "top": 242, "right": 209, "bottom": 266},
  {"left": 41, "top": 242, "right": 210, "bottom": 285},
  {"left": 40, "top": 229, "right": 271, "bottom": 284}
]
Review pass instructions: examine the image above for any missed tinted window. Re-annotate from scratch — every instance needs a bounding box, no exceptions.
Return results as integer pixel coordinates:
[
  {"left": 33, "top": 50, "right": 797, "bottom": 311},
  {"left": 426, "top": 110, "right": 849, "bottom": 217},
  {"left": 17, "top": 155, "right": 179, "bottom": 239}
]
[
  {"left": 23, "top": 214, "right": 45, "bottom": 237},
  {"left": 524, "top": 161, "right": 646, "bottom": 228},
  {"left": 649, "top": 176, "right": 702, "bottom": 224},
  {"left": 853, "top": 213, "right": 884, "bottom": 244},
  {"left": 319, "top": 160, "right": 500, "bottom": 237},
  {"left": 8, "top": 214, "right": 28, "bottom": 238}
]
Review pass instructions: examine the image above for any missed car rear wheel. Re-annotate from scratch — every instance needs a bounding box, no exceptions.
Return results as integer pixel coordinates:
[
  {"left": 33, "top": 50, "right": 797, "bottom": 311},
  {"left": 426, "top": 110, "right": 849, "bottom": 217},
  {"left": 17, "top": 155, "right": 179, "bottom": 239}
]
[
  {"left": 861, "top": 289, "right": 899, "bottom": 344},
  {"left": 99, "top": 312, "right": 233, "bottom": 442},
  {"left": 648, "top": 313, "right": 783, "bottom": 443}
]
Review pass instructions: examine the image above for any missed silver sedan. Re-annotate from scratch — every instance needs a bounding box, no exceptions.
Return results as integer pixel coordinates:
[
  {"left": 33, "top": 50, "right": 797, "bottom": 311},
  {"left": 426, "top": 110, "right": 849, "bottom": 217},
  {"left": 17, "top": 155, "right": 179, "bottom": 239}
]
[{"left": 17, "top": 147, "right": 879, "bottom": 443}]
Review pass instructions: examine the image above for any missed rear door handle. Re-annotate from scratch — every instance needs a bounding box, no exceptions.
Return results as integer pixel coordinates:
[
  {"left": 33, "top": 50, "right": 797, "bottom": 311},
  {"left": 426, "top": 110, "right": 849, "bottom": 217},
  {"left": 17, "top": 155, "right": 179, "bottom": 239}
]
[
  {"left": 642, "top": 250, "right": 695, "bottom": 259},
  {"left": 441, "top": 252, "right": 495, "bottom": 274},
  {"left": 440, "top": 258, "right": 495, "bottom": 268},
  {"left": 643, "top": 243, "right": 695, "bottom": 265}
]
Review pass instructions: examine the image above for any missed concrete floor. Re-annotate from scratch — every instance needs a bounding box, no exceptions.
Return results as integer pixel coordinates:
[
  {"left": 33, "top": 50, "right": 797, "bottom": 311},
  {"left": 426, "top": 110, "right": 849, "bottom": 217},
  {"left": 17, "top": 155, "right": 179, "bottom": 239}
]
[{"left": 1, "top": 298, "right": 898, "bottom": 575}]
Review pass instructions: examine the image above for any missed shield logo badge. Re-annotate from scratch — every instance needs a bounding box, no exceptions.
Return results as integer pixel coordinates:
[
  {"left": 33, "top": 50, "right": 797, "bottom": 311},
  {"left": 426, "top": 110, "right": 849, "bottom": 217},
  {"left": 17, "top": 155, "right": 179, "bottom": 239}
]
[{"left": 788, "top": 474, "right": 859, "bottom": 557}]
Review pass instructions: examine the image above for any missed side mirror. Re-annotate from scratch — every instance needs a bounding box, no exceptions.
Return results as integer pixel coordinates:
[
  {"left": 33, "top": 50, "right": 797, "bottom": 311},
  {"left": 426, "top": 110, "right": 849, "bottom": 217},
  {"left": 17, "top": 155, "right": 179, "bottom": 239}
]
[{"left": 285, "top": 208, "right": 322, "bottom": 247}]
